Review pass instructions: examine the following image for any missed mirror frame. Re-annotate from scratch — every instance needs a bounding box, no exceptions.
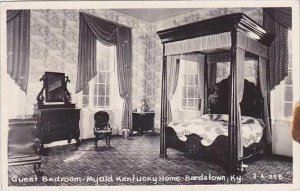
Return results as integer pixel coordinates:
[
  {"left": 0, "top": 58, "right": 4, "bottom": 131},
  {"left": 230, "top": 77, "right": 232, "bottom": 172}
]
[{"left": 44, "top": 72, "right": 65, "bottom": 102}]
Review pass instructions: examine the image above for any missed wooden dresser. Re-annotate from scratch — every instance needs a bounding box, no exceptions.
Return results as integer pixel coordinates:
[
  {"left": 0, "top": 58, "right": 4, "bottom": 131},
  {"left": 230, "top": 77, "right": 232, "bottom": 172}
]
[
  {"left": 33, "top": 105, "right": 80, "bottom": 150},
  {"left": 34, "top": 72, "right": 81, "bottom": 150},
  {"left": 132, "top": 112, "right": 155, "bottom": 135}
]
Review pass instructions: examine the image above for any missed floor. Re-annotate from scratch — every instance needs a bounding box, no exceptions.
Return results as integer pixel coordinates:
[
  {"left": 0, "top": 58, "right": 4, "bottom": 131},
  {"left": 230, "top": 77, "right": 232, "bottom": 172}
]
[{"left": 8, "top": 133, "right": 293, "bottom": 186}]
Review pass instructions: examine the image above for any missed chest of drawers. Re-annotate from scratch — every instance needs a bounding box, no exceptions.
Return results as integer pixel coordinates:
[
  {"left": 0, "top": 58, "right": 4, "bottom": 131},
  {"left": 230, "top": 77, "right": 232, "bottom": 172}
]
[
  {"left": 34, "top": 107, "right": 80, "bottom": 149},
  {"left": 132, "top": 112, "right": 155, "bottom": 135}
]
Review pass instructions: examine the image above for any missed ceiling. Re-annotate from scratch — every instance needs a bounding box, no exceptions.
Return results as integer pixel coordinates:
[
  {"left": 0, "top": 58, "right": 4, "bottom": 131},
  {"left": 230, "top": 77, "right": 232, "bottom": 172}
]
[{"left": 113, "top": 9, "right": 200, "bottom": 23}]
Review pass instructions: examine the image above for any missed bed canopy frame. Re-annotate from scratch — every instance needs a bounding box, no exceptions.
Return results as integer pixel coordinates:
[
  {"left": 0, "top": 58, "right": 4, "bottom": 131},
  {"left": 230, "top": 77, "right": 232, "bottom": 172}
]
[{"left": 157, "top": 13, "right": 274, "bottom": 174}]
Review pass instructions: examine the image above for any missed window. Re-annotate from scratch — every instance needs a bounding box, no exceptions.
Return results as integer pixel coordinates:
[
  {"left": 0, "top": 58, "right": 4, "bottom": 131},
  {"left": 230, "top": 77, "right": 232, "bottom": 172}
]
[
  {"left": 179, "top": 60, "right": 200, "bottom": 110},
  {"left": 82, "top": 41, "right": 116, "bottom": 108},
  {"left": 284, "top": 30, "right": 293, "bottom": 118}
]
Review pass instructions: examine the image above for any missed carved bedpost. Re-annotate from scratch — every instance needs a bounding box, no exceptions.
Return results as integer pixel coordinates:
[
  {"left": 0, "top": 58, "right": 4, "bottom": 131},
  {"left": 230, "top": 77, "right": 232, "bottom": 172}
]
[
  {"left": 160, "top": 45, "right": 167, "bottom": 158},
  {"left": 228, "top": 31, "right": 239, "bottom": 174},
  {"left": 203, "top": 55, "right": 208, "bottom": 114}
]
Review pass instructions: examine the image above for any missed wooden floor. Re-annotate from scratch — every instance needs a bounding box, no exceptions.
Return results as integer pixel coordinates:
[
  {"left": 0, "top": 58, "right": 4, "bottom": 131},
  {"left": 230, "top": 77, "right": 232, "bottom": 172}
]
[{"left": 8, "top": 133, "right": 293, "bottom": 186}]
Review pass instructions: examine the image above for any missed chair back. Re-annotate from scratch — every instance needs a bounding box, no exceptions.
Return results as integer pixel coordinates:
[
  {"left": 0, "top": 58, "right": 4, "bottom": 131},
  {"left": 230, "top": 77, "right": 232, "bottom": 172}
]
[{"left": 94, "top": 111, "right": 109, "bottom": 130}]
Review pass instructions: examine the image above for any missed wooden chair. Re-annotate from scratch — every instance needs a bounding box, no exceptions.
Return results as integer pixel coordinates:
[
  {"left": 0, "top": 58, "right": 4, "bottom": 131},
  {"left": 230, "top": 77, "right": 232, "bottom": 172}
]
[
  {"left": 8, "top": 117, "right": 42, "bottom": 175},
  {"left": 94, "top": 111, "right": 112, "bottom": 148}
]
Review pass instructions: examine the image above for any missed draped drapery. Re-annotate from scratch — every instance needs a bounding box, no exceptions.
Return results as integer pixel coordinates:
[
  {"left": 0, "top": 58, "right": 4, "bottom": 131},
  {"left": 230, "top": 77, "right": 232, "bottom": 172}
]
[
  {"left": 259, "top": 56, "right": 272, "bottom": 144},
  {"left": 76, "top": 12, "right": 118, "bottom": 93},
  {"left": 116, "top": 27, "right": 133, "bottom": 129},
  {"left": 7, "top": 10, "right": 31, "bottom": 93},
  {"left": 263, "top": 8, "right": 290, "bottom": 90},
  {"left": 166, "top": 56, "right": 180, "bottom": 123},
  {"left": 76, "top": 12, "right": 132, "bottom": 129},
  {"left": 236, "top": 48, "right": 245, "bottom": 158}
]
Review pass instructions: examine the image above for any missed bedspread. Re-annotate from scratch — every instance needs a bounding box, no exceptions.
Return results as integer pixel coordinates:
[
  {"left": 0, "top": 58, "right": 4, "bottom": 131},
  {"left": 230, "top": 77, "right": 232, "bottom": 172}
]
[{"left": 168, "top": 114, "right": 264, "bottom": 147}]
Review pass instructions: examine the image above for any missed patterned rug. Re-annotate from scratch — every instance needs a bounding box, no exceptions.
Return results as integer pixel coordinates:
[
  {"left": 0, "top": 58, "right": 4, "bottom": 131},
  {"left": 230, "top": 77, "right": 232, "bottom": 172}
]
[{"left": 8, "top": 133, "right": 293, "bottom": 186}]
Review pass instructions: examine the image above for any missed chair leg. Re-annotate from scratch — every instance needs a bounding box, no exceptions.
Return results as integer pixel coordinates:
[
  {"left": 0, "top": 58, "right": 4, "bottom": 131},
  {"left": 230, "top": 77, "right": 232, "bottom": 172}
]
[
  {"left": 108, "top": 133, "right": 111, "bottom": 147},
  {"left": 34, "top": 162, "right": 42, "bottom": 176},
  {"left": 94, "top": 135, "right": 98, "bottom": 148}
]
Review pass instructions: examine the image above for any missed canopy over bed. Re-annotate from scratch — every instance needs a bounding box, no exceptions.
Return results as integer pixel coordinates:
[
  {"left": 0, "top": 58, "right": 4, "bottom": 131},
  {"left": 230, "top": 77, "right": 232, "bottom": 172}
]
[{"left": 157, "top": 13, "right": 274, "bottom": 174}]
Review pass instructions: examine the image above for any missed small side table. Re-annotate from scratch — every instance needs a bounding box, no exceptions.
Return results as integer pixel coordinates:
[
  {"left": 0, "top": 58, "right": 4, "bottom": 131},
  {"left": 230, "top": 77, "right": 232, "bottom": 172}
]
[
  {"left": 132, "top": 112, "right": 155, "bottom": 135},
  {"left": 8, "top": 116, "right": 42, "bottom": 175}
]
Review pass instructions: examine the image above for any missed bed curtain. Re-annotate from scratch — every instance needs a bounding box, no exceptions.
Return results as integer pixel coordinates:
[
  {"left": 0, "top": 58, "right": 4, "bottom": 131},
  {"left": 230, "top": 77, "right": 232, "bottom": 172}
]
[
  {"left": 259, "top": 57, "right": 272, "bottom": 144},
  {"left": 166, "top": 56, "right": 180, "bottom": 123},
  {"left": 236, "top": 48, "right": 245, "bottom": 158},
  {"left": 6, "top": 10, "right": 31, "bottom": 93},
  {"left": 76, "top": 12, "right": 132, "bottom": 129}
]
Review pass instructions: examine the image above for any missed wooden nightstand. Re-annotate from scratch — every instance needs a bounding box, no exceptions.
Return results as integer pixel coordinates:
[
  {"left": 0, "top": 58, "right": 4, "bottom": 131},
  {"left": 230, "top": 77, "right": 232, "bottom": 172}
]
[{"left": 132, "top": 112, "right": 155, "bottom": 135}]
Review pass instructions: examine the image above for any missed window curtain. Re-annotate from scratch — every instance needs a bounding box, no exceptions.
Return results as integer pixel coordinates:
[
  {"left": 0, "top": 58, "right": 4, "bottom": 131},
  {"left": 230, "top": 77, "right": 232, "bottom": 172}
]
[
  {"left": 76, "top": 12, "right": 132, "bottom": 129},
  {"left": 116, "top": 27, "right": 132, "bottom": 129},
  {"left": 259, "top": 56, "right": 272, "bottom": 144},
  {"left": 197, "top": 55, "right": 205, "bottom": 113},
  {"left": 263, "top": 8, "right": 291, "bottom": 90},
  {"left": 236, "top": 48, "right": 245, "bottom": 158},
  {"left": 7, "top": 10, "right": 31, "bottom": 93},
  {"left": 166, "top": 56, "right": 180, "bottom": 123}
]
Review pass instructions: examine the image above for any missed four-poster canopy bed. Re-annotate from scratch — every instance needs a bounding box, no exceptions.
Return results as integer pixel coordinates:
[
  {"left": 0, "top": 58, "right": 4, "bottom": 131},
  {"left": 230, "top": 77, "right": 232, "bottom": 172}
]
[{"left": 157, "top": 13, "right": 275, "bottom": 174}]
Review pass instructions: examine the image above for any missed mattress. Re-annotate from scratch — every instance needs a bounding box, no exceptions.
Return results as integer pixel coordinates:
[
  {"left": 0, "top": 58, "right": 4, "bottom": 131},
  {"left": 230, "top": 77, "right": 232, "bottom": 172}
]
[{"left": 168, "top": 114, "right": 264, "bottom": 148}]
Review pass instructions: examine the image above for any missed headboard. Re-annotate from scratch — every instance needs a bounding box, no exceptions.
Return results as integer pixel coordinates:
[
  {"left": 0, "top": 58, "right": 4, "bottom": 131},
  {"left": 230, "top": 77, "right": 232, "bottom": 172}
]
[{"left": 209, "top": 78, "right": 263, "bottom": 118}]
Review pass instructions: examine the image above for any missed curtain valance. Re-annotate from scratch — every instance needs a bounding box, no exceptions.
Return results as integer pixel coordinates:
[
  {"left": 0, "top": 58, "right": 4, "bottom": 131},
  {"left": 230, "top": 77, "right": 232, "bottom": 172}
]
[
  {"left": 7, "top": 10, "right": 31, "bottom": 93},
  {"left": 236, "top": 32, "right": 268, "bottom": 58},
  {"left": 164, "top": 31, "right": 269, "bottom": 59},
  {"left": 164, "top": 32, "right": 231, "bottom": 56}
]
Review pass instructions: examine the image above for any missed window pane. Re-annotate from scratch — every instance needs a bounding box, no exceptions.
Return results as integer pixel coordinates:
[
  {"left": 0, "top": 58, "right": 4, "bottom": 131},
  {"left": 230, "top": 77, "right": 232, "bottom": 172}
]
[
  {"left": 83, "top": 85, "right": 89, "bottom": 95},
  {"left": 106, "top": 85, "right": 110, "bottom": 96},
  {"left": 105, "top": 73, "right": 110, "bottom": 83},
  {"left": 82, "top": 96, "right": 89, "bottom": 107},
  {"left": 98, "top": 84, "right": 105, "bottom": 96},
  {"left": 98, "top": 72, "right": 105, "bottom": 83},
  {"left": 183, "top": 75, "right": 187, "bottom": 85},
  {"left": 187, "top": 99, "right": 194, "bottom": 108},
  {"left": 188, "top": 75, "right": 194, "bottom": 85},
  {"left": 181, "top": 99, "right": 186, "bottom": 109},
  {"left": 182, "top": 87, "right": 187, "bottom": 98},
  {"left": 284, "top": 102, "right": 293, "bottom": 117},
  {"left": 194, "top": 75, "right": 198, "bottom": 85},
  {"left": 106, "top": 61, "right": 110, "bottom": 71},
  {"left": 98, "top": 97, "right": 105, "bottom": 107},
  {"left": 194, "top": 87, "right": 199, "bottom": 98},
  {"left": 98, "top": 60, "right": 105, "bottom": 71},
  {"left": 187, "top": 87, "right": 194, "bottom": 97},
  {"left": 285, "top": 86, "right": 293, "bottom": 102},
  {"left": 94, "top": 96, "right": 98, "bottom": 107},
  {"left": 285, "top": 71, "right": 293, "bottom": 85},
  {"left": 106, "top": 97, "right": 110, "bottom": 107}
]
